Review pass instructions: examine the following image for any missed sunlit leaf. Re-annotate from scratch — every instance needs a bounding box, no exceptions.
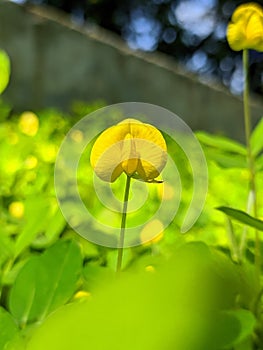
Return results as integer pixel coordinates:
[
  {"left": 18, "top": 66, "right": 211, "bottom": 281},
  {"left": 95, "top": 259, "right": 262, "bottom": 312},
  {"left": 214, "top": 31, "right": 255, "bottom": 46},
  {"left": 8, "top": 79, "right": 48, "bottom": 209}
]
[
  {"left": 217, "top": 206, "right": 263, "bottom": 231},
  {"left": 9, "top": 240, "right": 82, "bottom": 326},
  {"left": 196, "top": 131, "right": 247, "bottom": 155},
  {"left": 14, "top": 196, "right": 51, "bottom": 258},
  {"left": 203, "top": 148, "right": 246, "bottom": 168},
  {"left": 0, "top": 307, "right": 18, "bottom": 350},
  {"left": 0, "top": 49, "right": 10, "bottom": 94}
]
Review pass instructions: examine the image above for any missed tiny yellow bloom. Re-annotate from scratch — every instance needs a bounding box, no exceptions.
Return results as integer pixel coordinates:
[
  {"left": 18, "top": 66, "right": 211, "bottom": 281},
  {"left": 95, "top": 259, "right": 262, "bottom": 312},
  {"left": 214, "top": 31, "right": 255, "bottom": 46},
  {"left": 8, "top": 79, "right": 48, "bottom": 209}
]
[
  {"left": 90, "top": 119, "right": 167, "bottom": 182},
  {"left": 145, "top": 265, "right": 155, "bottom": 273},
  {"left": 140, "top": 219, "right": 164, "bottom": 245},
  {"left": 19, "top": 111, "right": 39, "bottom": 136},
  {"left": 9, "top": 201, "right": 24, "bottom": 218},
  {"left": 227, "top": 2, "right": 263, "bottom": 51},
  {"left": 24, "top": 155, "right": 38, "bottom": 169},
  {"left": 73, "top": 290, "right": 91, "bottom": 300}
]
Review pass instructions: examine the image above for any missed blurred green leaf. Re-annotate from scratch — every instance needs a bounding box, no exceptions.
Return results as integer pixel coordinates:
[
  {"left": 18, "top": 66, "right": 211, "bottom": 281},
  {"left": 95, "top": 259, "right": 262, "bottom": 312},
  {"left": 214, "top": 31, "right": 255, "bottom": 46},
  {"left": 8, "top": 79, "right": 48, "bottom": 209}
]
[
  {"left": 0, "top": 99, "right": 11, "bottom": 122},
  {"left": 217, "top": 206, "right": 263, "bottom": 231},
  {"left": 0, "top": 50, "right": 10, "bottom": 95},
  {"left": 203, "top": 148, "right": 246, "bottom": 168},
  {"left": 31, "top": 208, "right": 66, "bottom": 249},
  {"left": 0, "top": 307, "right": 18, "bottom": 350},
  {"left": 196, "top": 131, "right": 247, "bottom": 155},
  {"left": 9, "top": 240, "right": 82, "bottom": 326},
  {"left": 210, "top": 309, "right": 256, "bottom": 348},
  {"left": 251, "top": 117, "right": 263, "bottom": 157},
  {"left": 83, "top": 263, "right": 115, "bottom": 291},
  {"left": 25, "top": 242, "right": 244, "bottom": 350},
  {"left": 14, "top": 197, "right": 51, "bottom": 257}
]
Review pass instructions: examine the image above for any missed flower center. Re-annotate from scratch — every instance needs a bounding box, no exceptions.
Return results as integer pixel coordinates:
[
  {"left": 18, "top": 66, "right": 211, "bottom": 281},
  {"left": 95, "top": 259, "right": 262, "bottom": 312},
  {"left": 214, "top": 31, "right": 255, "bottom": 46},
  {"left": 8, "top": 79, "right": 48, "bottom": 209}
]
[{"left": 121, "top": 133, "right": 139, "bottom": 175}]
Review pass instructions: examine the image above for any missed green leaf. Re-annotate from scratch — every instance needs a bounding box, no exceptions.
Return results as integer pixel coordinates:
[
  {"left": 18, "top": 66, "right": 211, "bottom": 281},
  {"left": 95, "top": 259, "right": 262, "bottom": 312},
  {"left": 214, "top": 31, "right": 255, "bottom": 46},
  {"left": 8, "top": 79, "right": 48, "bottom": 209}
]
[
  {"left": 0, "top": 307, "right": 18, "bottom": 350},
  {"left": 256, "top": 153, "right": 263, "bottom": 171},
  {"left": 196, "top": 131, "right": 247, "bottom": 155},
  {"left": 0, "top": 50, "right": 10, "bottom": 94},
  {"left": 9, "top": 240, "right": 82, "bottom": 326},
  {"left": 204, "top": 148, "right": 246, "bottom": 168},
  {"left": 211, "top": 309, "right": 256, "bottom": 348},
  {"left": 31, "top": 209, "right": 66, "bottom": 249},
  {"left": 39, "top": 240, "right": 82, "bottom": 319},
  {"left": 251, "top": 117, "right": 263, "bottom": 157},
  {"left": 83, "top": 264, "right": 115, "bottom": 291},
  {"left": 217, "top": 206, "right": 263, "bottom": 231},
  {"left": 14, "top": 197, "right": 51, "bottom": 258}
]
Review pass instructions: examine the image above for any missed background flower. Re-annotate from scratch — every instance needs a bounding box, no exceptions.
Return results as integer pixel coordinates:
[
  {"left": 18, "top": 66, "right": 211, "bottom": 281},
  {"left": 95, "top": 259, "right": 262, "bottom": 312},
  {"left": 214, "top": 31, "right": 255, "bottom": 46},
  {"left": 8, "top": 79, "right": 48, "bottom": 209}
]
[{"left": 227, "top": 2, "right": 263, "bottom": 52}]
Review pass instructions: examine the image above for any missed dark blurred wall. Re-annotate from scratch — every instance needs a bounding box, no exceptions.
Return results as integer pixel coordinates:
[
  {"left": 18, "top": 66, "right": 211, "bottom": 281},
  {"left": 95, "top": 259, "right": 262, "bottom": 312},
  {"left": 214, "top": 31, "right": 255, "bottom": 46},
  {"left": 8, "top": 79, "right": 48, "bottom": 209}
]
[{"left": 0, "top": 1, "right": 262, "bottom": 141}]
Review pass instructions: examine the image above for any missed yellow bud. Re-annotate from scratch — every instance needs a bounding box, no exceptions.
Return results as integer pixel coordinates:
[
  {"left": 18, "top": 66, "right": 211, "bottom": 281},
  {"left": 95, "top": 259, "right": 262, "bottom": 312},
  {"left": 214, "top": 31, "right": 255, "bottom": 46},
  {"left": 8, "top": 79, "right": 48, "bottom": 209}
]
[
  {"left": 227, "top": 3, "right": 263, "bottom": 51},
  {"left": 19, "top": 111, "right": 39, "bottom": 136},
  {"left": 9, "top": 201, "right": 24, "bottom": 218}
]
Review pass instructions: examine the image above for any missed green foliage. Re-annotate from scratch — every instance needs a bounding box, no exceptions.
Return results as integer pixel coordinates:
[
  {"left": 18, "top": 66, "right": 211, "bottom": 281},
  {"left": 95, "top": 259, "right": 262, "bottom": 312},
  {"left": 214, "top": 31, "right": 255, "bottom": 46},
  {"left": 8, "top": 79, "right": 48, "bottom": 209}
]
[
  {"left": 217, "top": 207, "right": 263, "bottom": 231},
  {"left": 0, "top": 307, "right": 18, "bottom": 350},
  {"left": 0, "top": 100, "right": 262, "bottom": 349},
  {"left": 0, "top": 50, "right": 10, "bottom": 95},
  {"left": 9, "top": 240, "right": 82, "bottom": 327}
]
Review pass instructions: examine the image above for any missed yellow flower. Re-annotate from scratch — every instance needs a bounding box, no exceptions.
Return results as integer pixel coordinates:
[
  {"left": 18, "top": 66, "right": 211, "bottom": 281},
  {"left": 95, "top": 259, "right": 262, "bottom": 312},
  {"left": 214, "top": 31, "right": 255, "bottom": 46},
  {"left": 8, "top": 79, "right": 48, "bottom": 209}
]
[
  {"left": 227, "top": 3, "right": 263, "bottom": 51},
  {"left": 9, "top": 201, "right": 24, "bottom": 218},
  {"left": 90, "top": 119, "right": 167, "bottom": 182},
  {"left": 19, "top": 111, "right": 39, "bottom": 136},
  {"left": 140, "top": 219, "right": 164, "bottom": 245}
]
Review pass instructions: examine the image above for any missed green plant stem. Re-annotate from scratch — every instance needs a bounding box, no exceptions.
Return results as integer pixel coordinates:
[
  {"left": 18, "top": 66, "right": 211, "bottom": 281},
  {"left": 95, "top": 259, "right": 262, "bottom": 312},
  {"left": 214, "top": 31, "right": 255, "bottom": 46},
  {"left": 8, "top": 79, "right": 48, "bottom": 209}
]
[
  {"left": 243, "top": 49, "right": 260, "bottom": 283},
  {"left": 116, "top": 175, "right": 131, "bottom": 273}
]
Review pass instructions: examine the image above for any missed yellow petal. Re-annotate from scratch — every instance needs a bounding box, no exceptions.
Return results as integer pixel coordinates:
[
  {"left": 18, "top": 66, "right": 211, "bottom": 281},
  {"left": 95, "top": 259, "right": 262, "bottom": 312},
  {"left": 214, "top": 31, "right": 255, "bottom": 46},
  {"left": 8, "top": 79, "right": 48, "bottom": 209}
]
[
  {"left": 121, "top": 133, "right": 138, "bottom": 175},
  {"left": 129, "top": 121, "right": 167, "bottom": 180},
  {"left": 90, "top": 125, "right": 125, "bottom": 182},
  {"left": 227, "top": 2, "right": 263, "bottom": 51},
  {"left": 227, "top": 22, "right": 246, "bottom": 51},
  {"left": 90, "top": 119, "right": 167, "bottom": 182},
  {"left": 246, "top": 13, "right": 263, "bottom": 50}
]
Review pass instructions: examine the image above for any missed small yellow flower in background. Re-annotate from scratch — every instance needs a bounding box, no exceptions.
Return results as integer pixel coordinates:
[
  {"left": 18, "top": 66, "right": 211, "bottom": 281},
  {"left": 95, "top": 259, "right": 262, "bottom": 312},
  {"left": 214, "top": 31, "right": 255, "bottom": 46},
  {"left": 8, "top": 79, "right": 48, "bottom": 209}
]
[
  {"left": 39, "top": 144, "right": 58, "bottom": 163},
  {"left": 140, "top": 219, "right": 164, "bottom": 245},
  {"left": 19, "top": 111, "right": 39, "bottom": 136},
  {"left": 9, "top": 201, "right": 24, "bottom": 218},
  {"left": 227, "top": 2, "right": 263, "bottom": 51},
  {"left": 145, "top": 265, "right": 155, "bottom": 273},
  {"left": 24, "top": 155, "right": 38, "bottom": 169},
  {"left": 157, "top": 182, "right": 175, "bottom": 201},
  {"left": 73, "top": 290, "right": 91, "bottom": 300},
  {"left": 90, "top": 119, "right": 167, "bottom": 182},
  {"left": 70, "top": 129, "right": 84, "bottom": 143}
]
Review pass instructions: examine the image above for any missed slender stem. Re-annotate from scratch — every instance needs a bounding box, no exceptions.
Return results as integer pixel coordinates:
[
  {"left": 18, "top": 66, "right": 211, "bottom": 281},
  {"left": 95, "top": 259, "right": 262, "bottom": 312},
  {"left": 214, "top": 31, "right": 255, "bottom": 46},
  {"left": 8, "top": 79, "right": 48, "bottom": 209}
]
[
  {"left": 226, "top": 217, "right": 239, "bottom": 263},
  {"left": 243, "top": 49, "right": 260, "bottom": 283},
  {"left": 116, "top": 175, "right": 131, "bottom": 273}
]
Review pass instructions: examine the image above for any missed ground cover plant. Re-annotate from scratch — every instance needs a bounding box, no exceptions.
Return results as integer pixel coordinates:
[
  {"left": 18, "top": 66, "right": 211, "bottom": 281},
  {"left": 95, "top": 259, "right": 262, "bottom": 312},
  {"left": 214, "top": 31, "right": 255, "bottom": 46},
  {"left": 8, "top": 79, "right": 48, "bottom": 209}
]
[{"left": 0, "top": 2, "right": 263, "bottom": 350}]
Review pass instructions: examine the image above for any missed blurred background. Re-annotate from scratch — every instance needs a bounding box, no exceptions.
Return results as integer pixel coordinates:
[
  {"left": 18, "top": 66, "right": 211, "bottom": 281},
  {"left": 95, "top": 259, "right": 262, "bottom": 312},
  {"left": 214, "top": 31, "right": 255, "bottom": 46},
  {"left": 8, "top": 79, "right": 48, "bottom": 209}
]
[
  {"left": 11, "top": 0, "right": 263, "bottom": 96},
  {"left": 0, "top": 0, "right": 262, "bottom": 139}
]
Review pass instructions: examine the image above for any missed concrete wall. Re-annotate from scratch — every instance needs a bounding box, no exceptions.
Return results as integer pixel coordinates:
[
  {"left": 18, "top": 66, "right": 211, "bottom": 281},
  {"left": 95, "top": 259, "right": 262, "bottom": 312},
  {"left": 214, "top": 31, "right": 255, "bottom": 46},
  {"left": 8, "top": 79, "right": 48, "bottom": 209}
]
[{"left": 0, "top": 0, "right": 262, "bottom": 140}]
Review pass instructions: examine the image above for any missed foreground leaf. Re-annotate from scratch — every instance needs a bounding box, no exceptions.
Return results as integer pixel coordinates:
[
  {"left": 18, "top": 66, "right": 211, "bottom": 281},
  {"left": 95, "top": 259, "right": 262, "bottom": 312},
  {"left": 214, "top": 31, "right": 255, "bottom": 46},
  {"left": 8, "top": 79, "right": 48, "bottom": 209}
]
[
  {"left": 0, "top": 307, "right": 18, "bottom": 350},
  {"left": 0, "top": 50, "right": 10, "bottom": 94},
  {"left": 210, "top": 309, "right": 256, "bottom": 348},
  {"left": 9, "top": 240, "right": 82, "bottom": 326},
  {"left": 217, "top": 206, "right": 263, "bottom": 231}
]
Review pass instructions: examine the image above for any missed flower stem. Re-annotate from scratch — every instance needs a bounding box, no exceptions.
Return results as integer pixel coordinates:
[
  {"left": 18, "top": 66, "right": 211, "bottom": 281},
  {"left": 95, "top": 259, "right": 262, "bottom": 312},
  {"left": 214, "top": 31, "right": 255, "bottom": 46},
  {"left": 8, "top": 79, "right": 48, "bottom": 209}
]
[
  {"left": 243, "top": 49, "right": 260, "bottom": 283},
  {"left": 116, "top": 175, "right": 131, "bottom": 273}
]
